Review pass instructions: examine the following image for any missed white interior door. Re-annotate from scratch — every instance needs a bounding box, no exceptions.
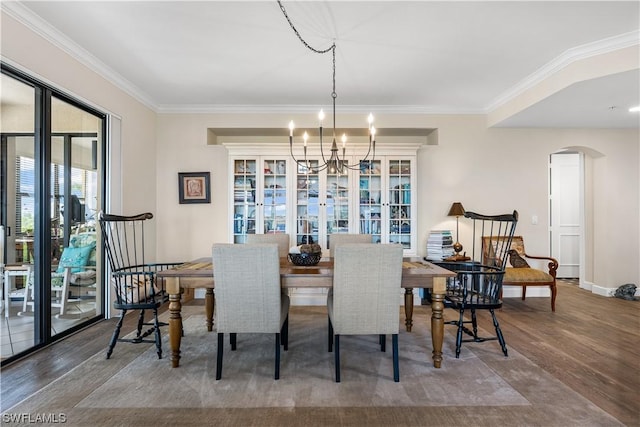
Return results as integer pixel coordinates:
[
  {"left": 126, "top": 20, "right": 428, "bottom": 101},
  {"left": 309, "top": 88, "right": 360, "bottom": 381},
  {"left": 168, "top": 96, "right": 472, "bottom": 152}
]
[{"left": 550, "top": 153, "right": 581, "bottom": 278}]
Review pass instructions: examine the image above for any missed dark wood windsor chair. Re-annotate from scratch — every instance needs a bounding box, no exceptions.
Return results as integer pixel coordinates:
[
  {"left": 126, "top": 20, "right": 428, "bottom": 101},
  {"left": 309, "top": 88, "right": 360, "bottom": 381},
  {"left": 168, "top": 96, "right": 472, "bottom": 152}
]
[
  {"left": 436, "top": 210, "right": 518, "bottom": 358},
  {"left": 98, "top": 212, "right": 183, "bottom": 359}
]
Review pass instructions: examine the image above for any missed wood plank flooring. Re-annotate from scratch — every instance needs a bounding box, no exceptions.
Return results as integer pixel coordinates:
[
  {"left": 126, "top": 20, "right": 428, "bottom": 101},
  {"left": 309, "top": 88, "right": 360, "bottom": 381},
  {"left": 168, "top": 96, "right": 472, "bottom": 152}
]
[
  {"left": 475, "top": 281, "right": 639, "bottom": 426},
  {"left": 1, "top": 281, "right": 638, "bottom": 425}
]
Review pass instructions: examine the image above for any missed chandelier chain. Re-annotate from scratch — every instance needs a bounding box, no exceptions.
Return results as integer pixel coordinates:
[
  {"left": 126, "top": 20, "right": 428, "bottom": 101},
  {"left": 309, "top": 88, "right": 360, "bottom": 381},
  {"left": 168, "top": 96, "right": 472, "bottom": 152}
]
[
  {"left": 277, "top": 1, "right": 337, "bottom": 100},
  {"left": 278, "top": 0, "right": 374, "bottom": 174},
  {"left": 277, "top": 1, "right": 335, "bottom": 55}
]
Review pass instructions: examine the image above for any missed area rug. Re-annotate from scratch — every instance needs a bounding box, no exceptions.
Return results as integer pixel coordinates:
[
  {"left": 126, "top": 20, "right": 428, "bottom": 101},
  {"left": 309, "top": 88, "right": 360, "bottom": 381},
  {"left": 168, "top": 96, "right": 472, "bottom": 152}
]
[{"left": 3, "top": 305, "right": 621, "bottom": 427}]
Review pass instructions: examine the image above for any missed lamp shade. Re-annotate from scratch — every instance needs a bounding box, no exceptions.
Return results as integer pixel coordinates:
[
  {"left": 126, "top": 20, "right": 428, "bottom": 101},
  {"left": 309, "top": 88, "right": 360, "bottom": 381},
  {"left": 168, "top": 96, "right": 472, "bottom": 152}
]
[{"left": 447, "top": 202, "right": 465, "bottom": 217}]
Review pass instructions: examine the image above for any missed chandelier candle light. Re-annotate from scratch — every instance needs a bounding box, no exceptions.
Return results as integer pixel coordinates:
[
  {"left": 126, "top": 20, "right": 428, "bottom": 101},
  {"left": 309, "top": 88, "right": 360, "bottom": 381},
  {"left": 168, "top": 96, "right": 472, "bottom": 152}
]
[{"left": 279, "top": 0, "right": 376, "bottom": 174}]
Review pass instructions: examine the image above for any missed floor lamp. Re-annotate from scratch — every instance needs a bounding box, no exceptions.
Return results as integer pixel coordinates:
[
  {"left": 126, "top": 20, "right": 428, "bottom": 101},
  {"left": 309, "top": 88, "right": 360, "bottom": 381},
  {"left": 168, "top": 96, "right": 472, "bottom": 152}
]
[{"left": 447, "top": 202, "right": 470, "bottom": 261}]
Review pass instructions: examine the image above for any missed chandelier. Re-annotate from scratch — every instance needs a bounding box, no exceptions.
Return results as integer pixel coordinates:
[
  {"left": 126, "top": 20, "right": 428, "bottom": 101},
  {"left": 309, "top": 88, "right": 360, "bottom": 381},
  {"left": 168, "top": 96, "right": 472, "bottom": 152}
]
[{"left": 278, "top": 1, "right": 376, "bottom": 174}]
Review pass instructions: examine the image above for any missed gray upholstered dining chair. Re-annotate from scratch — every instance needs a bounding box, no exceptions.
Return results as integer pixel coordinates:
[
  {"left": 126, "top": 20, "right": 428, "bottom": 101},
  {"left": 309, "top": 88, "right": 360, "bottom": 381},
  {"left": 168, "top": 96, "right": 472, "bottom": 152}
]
[
  {"left": 328, "top": 233, "right": 372, "bottom": 257},
  {"left": 212, "top": 243, "right": 290, "bottom": 380},
  {"left": 327, "top": 243, "right": 404, "bottom": 382},
  {"left": 245, "top": 233, "right": 290, "bottom": 258}
]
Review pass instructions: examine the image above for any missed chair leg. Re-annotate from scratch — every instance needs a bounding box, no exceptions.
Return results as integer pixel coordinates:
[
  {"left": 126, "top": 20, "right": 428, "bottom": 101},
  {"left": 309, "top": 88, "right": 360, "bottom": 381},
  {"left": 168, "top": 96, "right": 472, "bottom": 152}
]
[
  {"left": 379, "top": 334, "right": 386, "bottom": 352},
  {"left": 136, "top": 309, "right": 145, "bottom": 338},
  {"left": 106, "top": 310, "right": 126, "bottom": 359},
  {"left": 334, "top": 334, "right": 340, "bottom": 383},
  {"left": 230, "top": 333, "right": 237, "bottom": 351},
  {"left": 470, "top": 309, "right": 479, "bottom": 340},
  {"left": 328, "top": 316, "right": 334, "bottom": 352},
  {"left": 490, "top": 309, "right": 508, "bottom": 357},
  {"left": 392, "top": 334, "right": 399, "bottom": 382},
  {"left": 455, "top": 309, "right": 465, "bottom": 358},
  {"left": 216, "top": 333, "right": 224, "bottom": 380},
  {"left": 550, "top": 284, "right": 557, "bottom": 312},
  {"left": 275, "top": 333, "right": 281, "bottom": 380},
  {"left": 522, "top": 285, "right": 527, "bottom": 300},
  {"left": 281, "top": 315, "right": 289, "bottom": 351},
  {"left": 153, "top": 307, "right": 162, "bottom": 359}
]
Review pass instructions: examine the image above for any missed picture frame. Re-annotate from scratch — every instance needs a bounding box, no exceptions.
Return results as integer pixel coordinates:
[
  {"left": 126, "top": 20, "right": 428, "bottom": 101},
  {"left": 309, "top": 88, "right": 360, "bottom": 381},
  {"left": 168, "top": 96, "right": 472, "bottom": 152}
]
[{"left": 178, "top": 172, "right": 210, "bottom": 204}]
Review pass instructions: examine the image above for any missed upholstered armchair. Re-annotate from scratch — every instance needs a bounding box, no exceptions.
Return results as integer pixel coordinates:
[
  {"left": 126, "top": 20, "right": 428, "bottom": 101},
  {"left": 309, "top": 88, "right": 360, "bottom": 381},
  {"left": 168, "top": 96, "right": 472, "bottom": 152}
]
[{"left": 501, "top": 236, "right": 558, "bottom": 311}]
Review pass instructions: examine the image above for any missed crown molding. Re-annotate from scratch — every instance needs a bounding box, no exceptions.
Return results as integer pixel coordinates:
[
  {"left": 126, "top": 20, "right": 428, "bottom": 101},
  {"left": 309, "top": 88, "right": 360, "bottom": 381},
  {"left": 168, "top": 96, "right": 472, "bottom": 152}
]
[
  {"left": 156, "top": 103, "right": 484, "bottom": 115},
  {"left": 486, "top": 30, "right": 640, "bottom": 113},
  {"left": 1, "top": 2, "right": 158, "bottom": 111}
]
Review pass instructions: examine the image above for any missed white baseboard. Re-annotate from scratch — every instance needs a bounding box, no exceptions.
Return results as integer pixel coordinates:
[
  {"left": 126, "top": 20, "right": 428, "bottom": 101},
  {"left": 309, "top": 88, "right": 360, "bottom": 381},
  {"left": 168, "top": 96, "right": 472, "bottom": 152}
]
[
  {"left": 580, "top": 281, "right": 593, "bottom": 291},
  {"left": 502, "top": 285, "right": 550, "bottom": 298},
  {"left": 591, "top": 284, "right": 616, "bottom": 297},
  {"left": 581, "top": 280, "right": 616, "bottom": 297}
]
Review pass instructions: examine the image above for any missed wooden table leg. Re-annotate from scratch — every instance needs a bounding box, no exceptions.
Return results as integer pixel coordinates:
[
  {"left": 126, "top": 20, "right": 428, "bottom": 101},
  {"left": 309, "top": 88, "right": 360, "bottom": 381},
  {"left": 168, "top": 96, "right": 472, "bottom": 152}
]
[
  {"left": 168, "top": 291, "right": 183, "bottom": 368},
  {"left": 165, "top": 277, "right": 184, "bottom": 367},
  {"left": 431, "top": 278, "right": 446, "bottom": 368},
  {"left": 205, "top": 288, "right": 214, "bottom": 331},
  {"left": 404, "top": 288, "right": 414, "bottom": 332}
]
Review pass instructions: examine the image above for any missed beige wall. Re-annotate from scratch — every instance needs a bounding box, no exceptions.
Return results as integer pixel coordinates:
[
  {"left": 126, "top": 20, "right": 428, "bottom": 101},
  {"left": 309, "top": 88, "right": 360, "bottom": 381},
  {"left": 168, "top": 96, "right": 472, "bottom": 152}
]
[
  {"left": 154, "top": 114, "right": 639, "bottom": 294},
  {"left": 3, "top": 11, "right": 639, "bottom": 295}
]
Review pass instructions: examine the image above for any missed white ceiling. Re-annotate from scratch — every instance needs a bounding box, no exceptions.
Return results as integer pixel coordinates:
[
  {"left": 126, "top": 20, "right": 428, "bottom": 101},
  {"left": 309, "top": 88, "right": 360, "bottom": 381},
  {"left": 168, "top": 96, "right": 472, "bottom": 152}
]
[{"left": 3, "top": 1, "right": 639, "bottom": 128}]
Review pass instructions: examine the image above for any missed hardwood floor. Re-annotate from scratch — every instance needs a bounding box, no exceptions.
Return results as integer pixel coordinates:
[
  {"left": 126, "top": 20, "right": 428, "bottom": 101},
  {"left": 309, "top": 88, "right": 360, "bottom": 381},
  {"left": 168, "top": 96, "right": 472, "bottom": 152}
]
[
  {"left": 1, "top": 280, "right": 638, "bottom": 425},
  {"left": 475, "top": 280, "right": 639, "bottom": 426}
]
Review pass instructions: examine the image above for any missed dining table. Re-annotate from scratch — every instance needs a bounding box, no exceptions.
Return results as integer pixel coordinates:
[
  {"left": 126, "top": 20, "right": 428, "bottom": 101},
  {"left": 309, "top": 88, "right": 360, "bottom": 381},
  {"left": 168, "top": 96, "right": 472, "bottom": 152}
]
[{"left": 157, "top": 256, "right": 456, "bottom": 369}]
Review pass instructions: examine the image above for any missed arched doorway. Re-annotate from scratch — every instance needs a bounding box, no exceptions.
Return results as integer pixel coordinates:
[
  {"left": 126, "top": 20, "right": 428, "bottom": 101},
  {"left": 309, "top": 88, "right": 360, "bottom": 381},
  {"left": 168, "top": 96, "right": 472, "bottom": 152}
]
[{"left": 549, "top": 147, "right": 604, "bottom": 290}]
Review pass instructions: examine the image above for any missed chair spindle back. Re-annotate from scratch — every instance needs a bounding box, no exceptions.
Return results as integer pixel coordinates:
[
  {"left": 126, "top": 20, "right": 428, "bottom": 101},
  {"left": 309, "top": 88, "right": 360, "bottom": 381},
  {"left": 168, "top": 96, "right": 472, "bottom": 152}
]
[{"left": 99, "top": 212, "right": 178, "bottom": 309}]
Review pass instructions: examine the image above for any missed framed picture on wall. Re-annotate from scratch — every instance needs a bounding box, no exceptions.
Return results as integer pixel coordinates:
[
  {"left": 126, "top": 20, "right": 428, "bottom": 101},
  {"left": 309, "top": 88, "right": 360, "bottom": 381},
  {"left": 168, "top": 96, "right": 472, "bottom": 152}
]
[{"left": 178, "top": 172, "right": 210, "bottom": 204}]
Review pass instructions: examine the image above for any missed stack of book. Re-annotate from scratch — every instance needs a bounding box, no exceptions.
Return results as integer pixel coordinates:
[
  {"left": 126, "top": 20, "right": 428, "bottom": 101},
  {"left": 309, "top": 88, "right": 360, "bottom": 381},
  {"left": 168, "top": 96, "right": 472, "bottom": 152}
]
[{"left": 426, "top": 230, "right": 454, "bottom": 261}]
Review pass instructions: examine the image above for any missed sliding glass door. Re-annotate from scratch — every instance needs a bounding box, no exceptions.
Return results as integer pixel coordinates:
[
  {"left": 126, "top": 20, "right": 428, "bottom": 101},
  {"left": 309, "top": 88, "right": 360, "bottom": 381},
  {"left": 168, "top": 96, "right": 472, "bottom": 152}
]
[
  {"left": 1, "top": 74, "right": 37, "bottom": 360},
  {"left": 1, "top": 65, "right": 106, "bottom": 364}
]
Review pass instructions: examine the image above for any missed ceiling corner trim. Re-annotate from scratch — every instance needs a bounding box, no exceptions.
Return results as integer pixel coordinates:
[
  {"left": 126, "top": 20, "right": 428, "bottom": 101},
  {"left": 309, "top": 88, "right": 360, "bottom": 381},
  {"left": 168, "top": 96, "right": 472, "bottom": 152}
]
[
  {"left": 485, "top": 30, "right": 640, "bottom": 114},
  {"left": 2, "top": 2, "right": 159, "bottom": 112},
  {"left": 156, "top": 104, "right": 322, "bottom": 114},
  {"left": 156, "top": 103, "right": 486, "bottom": 115}
]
